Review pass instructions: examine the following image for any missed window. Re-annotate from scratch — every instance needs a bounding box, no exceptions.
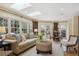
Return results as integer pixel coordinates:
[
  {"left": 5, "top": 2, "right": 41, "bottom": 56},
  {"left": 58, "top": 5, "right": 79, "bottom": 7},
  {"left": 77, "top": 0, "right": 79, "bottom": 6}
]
[
  {"left": 21, "top": 22, "right": 27, "bottom": 33},
  {"left": 11, "top": 20, "right": 20, "bottom": 34},
  {"left": 40, "top": 24, "right": 50, "bottom": 39},
  {"left": 0, "top": 17, "right": 8, "bottom": 33}
]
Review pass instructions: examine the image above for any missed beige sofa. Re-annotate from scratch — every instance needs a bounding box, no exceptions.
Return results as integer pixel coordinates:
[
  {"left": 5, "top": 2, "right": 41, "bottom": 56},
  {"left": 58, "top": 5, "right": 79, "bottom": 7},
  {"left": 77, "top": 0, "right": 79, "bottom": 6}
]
[{"left": 2, "top": 34, "right": 36, "bottom": 55}]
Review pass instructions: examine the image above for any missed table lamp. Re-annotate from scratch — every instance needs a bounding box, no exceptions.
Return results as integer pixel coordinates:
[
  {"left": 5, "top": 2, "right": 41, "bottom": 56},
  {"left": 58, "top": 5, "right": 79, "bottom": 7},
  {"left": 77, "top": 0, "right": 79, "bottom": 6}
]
[
  {"left": 34, "top": 29, "right": 38, "bottom": 35},
  {"left": 0, "top": 26, "right": 6, "bottom": 40},
  {"left": 0, "top": 26, "right": 6, "bottom": 34}
]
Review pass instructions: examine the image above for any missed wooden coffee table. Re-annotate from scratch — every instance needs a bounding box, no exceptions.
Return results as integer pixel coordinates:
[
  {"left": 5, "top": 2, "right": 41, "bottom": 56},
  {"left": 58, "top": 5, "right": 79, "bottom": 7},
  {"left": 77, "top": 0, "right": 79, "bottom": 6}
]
[{"left": 0, "top": 51, "right": 13, "bottom": 56}]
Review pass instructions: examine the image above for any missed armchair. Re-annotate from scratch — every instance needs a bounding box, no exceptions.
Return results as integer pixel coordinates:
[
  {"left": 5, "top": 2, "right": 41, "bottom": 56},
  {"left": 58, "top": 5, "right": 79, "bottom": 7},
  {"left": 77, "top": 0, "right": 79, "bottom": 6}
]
[{"left": 61, "top": 35, "right": 78, "bottom": 53}]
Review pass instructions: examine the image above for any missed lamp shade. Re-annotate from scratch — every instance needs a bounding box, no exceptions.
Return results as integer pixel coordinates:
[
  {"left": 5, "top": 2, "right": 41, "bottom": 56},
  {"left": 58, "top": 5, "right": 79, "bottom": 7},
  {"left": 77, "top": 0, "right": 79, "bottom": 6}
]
[
  {"left": 34, "top": 29, "right": 38, "bottom": 32},
  {"left": 0, "top": 26, "right": 6, "bottom": 33}
]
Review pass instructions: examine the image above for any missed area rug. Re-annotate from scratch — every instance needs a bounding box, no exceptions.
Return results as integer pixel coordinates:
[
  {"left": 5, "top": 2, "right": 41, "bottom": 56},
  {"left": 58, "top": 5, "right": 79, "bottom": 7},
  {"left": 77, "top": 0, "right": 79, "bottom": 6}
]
[{"left": 64, "top": 50, "right": 78, "bottom": 56}]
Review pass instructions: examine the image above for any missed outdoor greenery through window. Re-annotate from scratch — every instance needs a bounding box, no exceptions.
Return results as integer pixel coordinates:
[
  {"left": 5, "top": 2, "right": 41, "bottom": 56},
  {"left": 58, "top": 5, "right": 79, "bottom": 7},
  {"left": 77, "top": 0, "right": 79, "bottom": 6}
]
[{"left": 0, "top": 17, "right": 8, "bottom": 33}]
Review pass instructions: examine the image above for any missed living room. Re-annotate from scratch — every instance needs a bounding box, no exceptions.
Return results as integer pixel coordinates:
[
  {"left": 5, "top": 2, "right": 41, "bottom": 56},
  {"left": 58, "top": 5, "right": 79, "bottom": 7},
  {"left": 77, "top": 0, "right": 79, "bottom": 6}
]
[{"left": 0, "top": 3, "right": 79, "bottom": 56}]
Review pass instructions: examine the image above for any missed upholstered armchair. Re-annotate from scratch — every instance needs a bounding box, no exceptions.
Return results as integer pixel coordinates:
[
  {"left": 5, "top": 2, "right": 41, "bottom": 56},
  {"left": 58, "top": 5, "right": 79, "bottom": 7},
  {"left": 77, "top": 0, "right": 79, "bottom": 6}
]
[{"left": 61, "top": 35, "right": 78, "bottom": 53}]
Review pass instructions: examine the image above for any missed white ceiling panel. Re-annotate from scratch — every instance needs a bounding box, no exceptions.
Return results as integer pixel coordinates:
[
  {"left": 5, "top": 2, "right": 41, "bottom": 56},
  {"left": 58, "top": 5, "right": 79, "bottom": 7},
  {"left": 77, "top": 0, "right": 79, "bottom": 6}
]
[
  {"left": 27, "top": 11, "right": 41, "bottom": 16},
  {"left": 0, "top": 3, "right": 79, "bottom": 21},
  {"left": 10, "top": 3, "right": 32, "bottom": 11}
]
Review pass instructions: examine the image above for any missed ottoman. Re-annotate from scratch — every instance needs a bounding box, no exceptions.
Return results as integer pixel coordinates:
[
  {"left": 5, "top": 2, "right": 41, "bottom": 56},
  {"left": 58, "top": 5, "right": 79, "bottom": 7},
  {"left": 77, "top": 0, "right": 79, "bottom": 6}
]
[{"left": 36, "top": 40, "right": 52, "bottom": 54}]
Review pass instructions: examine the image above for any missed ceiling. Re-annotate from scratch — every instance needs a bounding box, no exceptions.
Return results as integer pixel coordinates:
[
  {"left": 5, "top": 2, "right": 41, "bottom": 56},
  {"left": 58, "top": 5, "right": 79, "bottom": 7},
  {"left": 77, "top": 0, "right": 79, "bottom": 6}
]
[{"left": 0, "top": 3, "right": 79, "bottom": 21}]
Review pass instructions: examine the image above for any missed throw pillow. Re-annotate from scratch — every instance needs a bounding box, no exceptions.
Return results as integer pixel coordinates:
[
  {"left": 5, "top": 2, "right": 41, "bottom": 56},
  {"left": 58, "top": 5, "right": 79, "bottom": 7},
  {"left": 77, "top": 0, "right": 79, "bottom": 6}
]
[
  {"left": 21, "top": 34, "right": 26, "bottom": 41},
  {"left": 5, "top": 34, "right": 12, "bottom": 39},
  {"left": 1, "top": 34, "right": 6, "bottom": 40},
  {"left": 25, "top": 34, "right": 30, "bottom": 39},
  {"left": 29, "top": 32, "right": 34, "bottom": 39},
  {"left": 15, "top": 34, "right": 22, "bottom": 43}
]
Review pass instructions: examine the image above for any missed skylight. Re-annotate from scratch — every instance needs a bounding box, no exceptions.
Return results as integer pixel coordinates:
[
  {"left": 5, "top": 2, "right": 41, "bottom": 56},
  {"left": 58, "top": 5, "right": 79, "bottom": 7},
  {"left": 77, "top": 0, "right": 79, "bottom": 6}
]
[
  {"left": 27, "top": 11, "right": 41, "bottom": 16},
  {"left": 10, "top": 3, "right": 32, "bottom": 11}
]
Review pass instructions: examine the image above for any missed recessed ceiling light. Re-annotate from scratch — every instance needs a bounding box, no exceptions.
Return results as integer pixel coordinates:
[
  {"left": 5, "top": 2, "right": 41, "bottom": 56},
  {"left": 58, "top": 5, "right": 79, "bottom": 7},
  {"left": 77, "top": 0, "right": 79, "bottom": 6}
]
[
  {"left": 27, "top": 11, "right": 41, "bottom": 16},
  {"left": 10, "top": 3, "right": 32, "bottom": 11},
  {"left": 60, "top": 8, "right": 64, "bottom": 11}
]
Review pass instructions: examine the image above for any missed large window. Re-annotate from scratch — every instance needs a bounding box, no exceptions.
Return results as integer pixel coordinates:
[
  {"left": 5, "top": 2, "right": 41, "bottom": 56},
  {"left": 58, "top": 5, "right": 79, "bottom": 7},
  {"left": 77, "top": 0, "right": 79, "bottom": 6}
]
[
  {"left": 21, "top": 22, "right": 27, "bottom": 33},
  {"left": 11, "top": 20, "right": 20, "bottom": 34},
  {"left": 0, "top": 17, "right": 8, "bottom": 33},
  {"left": 40, "top": 25, "right": 51, "bottom": 39},
  {"left": 0, "top": 17, "right": 32, "bottom": 35}
]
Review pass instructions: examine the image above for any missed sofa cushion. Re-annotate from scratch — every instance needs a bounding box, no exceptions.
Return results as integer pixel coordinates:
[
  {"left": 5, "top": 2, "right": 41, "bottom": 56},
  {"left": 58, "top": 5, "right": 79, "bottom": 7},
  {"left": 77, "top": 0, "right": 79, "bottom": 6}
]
[
  {"left": 1, "top": 34, "right": 6, "bottom": 39},
  {"left": 18, "top": 39, "right": 36, "bottom": 48},
  {"left": 5, "top": 34, "right": 12, "bottom": 39},
  {"left": 25, "top": 33, "right": 30, "bottom": 39},
  {"left": 21, "top": 34, "right": 26, "bottom": 41},
  {"left": 4, "top": 39, "right": 17, "bottom": 43},
  {"left": 15, "top": 34, "right": 22, "bottom": 43},
  {"left": 7, "top": 33, "right": 22, "bottom": 43},
  {"left": 5, "top": 34, "right": 16, "bottom": 40},
  {"left": 18, "top": 40, "right": 31, "bottom": 48},
  {"left": 29, "top": 33, "right": 34, "bottom": 39}
]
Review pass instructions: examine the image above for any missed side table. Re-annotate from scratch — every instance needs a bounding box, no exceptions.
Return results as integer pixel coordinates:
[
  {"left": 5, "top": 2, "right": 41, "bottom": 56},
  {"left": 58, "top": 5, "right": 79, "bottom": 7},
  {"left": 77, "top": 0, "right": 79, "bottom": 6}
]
[{"left": 0, "top": 41, "right": 11, "bottom": 51}]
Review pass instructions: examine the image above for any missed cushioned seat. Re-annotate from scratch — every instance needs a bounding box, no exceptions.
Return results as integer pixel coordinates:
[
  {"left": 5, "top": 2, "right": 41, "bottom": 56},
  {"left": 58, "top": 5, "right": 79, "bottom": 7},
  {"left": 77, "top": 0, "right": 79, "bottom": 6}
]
[
  {"left": 18, "top": 39, "right": 35, "bottom": 48},
  {"left": 36, "top": 40, "right": 52, "bottom": 54}
]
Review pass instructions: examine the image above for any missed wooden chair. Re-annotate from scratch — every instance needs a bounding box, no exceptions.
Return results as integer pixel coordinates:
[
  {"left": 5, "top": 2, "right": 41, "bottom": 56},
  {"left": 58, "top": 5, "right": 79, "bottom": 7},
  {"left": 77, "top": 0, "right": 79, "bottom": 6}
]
[{"left": 61, "top": 35, "right": 78, "bottom": 53}]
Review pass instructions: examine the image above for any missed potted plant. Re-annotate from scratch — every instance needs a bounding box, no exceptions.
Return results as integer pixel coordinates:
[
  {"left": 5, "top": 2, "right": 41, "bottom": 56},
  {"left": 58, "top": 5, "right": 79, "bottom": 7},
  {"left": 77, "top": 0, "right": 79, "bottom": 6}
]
[{"left": 37, "top": 31, "right": 44, "bottom": 42}]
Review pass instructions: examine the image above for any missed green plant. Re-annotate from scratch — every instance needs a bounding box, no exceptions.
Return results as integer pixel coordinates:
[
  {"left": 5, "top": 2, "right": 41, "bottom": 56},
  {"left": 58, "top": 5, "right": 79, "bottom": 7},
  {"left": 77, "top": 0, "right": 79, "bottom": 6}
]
[{"left": 38, "top": 33, "right": 44, "bottom": 41}]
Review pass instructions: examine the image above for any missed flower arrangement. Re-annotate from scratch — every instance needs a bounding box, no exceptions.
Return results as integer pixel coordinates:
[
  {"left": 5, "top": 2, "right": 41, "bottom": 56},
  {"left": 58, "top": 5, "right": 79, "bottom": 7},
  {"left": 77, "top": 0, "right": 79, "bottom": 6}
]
[{"left": 37, "top": 32, "right": 44, "bottom": 41}]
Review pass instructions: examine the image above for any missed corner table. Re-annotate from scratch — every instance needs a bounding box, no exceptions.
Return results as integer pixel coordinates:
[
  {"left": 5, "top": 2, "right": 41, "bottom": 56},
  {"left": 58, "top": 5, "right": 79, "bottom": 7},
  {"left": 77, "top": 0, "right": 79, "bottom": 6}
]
[{"left": 0, "top": 41, "right": 11, "bottom": 51}]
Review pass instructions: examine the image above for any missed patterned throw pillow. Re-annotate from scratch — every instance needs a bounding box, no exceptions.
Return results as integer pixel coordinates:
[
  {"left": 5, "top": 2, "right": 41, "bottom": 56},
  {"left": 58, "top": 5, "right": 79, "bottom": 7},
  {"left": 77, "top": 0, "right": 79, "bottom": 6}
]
[
  {"left": 5, "top": 34, "right": 16, "bottom": 40},
  {"left": 5, "top": 33, "right": 22, "bottom": 43},
  {"left": 21, "top": 34, "right": 26, "bottom": 41},
  {"left": 15, "top": 34, "right": 22, "bottom": 43},
  {"left": 1, "top": 34, "right": 6, "bottom": 39},
  {"left": 5, "top": 34, "right": 12, "bottom": 39}
]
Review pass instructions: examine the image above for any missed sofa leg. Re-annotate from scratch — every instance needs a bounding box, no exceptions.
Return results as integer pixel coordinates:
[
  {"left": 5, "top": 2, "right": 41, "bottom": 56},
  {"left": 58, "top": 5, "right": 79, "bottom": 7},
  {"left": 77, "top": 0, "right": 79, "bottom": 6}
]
[
  {"left": 37, "top": 51, "right": 39, "bottom": 54},
  {"left": 49, "top": 51, "right": 52, "bottom": 54},
  {"left": 74, "top": 48, "right": 77, "bottom": 53}
]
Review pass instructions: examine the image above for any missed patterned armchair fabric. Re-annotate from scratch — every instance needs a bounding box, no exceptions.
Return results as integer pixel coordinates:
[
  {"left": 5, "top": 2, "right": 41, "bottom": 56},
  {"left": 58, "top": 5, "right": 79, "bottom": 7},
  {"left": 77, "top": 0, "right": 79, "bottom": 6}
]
[{"left": 61, "top": 35, "right": 78, "bottom": 52}]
